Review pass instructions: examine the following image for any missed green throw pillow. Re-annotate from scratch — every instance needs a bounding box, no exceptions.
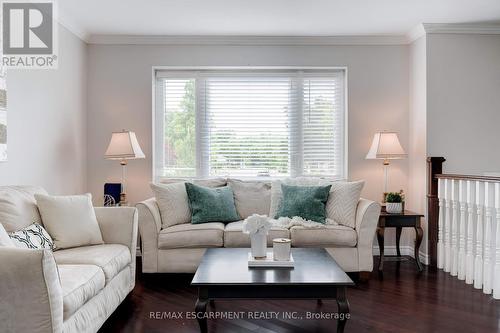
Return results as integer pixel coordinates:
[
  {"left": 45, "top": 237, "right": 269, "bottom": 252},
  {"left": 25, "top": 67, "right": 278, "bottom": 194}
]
[
  {"left": 185, "top": 183, "right": 240, "bottom": 224},
  {"left": 275, "top": 184, "right": 332, "bottom": 224}
]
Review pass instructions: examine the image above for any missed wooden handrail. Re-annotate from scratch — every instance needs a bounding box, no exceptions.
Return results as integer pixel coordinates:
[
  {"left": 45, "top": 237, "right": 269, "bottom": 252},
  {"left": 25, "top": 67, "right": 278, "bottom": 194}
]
[{"left": 435, "top": 174, "right": 500, "bottom": 183}]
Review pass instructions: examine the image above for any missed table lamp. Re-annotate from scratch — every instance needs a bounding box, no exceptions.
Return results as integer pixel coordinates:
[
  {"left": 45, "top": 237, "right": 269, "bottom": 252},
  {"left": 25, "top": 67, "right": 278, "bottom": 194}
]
[
  {"left": 366, "top": 131, "right": 407, "bottom": 202},
  {"left": 104, "top": 130, "right": 145, "bottom": 206}
]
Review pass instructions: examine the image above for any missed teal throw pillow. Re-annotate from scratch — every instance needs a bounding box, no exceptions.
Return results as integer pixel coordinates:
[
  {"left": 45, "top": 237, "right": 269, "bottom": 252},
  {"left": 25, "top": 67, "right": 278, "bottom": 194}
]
[
  {"left": 275, "top": 184, "right": 332, "bottom": 224},
  {"left": 185, "top": 183, "right": 240, "bottom": 224}
]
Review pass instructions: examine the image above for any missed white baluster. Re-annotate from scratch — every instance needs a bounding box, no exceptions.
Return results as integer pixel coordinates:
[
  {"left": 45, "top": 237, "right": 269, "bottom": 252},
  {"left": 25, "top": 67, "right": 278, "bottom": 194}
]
[
  {"left": 483, "top": 182, "right": 493, "bottom": 294},
  {"left": 444, "top": 179, "right": 451, "bottom": 273},
  {"left": 493, "top": 183, "right": 500, "bottom": 299},
  {"left": 451, "top": 179, "right": 459, "bottom": 276},
  {"left": 474, "top": 181, "right": 484, "bottom": 289},
  {"left": 437, "top": 178, "right": 445, "bottom": 269},
  {"left": 458, "top": 180, "right": 466, "bottom": 280},
  {"left": 465, "top": 180, "right": 475, "bottom": 284}
]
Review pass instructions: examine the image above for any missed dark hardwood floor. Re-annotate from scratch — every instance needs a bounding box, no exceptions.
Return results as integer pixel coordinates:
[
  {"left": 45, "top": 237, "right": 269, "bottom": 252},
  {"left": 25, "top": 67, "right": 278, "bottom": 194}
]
[{"left": 100, "top": 257, "right": 500, "bottom": 333}]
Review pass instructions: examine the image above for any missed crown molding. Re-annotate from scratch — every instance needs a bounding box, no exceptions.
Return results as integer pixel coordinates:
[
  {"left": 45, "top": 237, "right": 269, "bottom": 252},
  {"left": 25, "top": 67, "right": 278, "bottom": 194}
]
[
  {"left": 405, "top": 24, "right": 426, "bottom": 43},
  {"left": 405, "top": 23, "right": 500, "bottom": 44},
  {"left": 422, "top": 23, "right": 500, "bottom": 35},
  {"left": 87, "top": 34, "right": 409, "bottom": 46}
]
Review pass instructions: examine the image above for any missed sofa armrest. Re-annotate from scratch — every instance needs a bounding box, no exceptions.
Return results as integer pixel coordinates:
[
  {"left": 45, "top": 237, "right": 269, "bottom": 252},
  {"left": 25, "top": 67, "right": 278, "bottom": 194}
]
[
  {"left": 355, "top": 198, "right": 381, "bottom": 272},
  {"left": 136, "top": 198, "right": 162, "bottom": 233},
  {"left": 136, "top": 198, "right": 162, "bottom": 272},
  {"left": 95, "top": 207, "right": 138, "bottom": 254},
  {"left": 0, "top": 248, "right": 63, "bottom": 333}
]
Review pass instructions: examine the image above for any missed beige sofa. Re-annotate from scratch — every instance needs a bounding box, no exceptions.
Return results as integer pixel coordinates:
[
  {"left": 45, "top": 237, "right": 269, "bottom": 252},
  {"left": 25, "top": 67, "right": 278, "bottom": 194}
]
[
  {"left": 137, "top": 180, "right": 381, "bottom": 274},
  {"left": 0, "top": 186, "right": 138, "bottom": 333}
]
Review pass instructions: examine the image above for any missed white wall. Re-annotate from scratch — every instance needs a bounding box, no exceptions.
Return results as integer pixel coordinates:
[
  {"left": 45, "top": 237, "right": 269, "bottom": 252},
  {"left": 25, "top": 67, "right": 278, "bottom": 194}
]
[
  {"left": 0, "top": 25, "right": 87, "bottom": 194},
  {"left": 407, "top": 36, "right": 428, "bottom": 260},
  {"left": 427, "top": 34, "right": 500, "bottom": 174},
  {"left": 87, "top": 43, "right": 409, "bottom": 206}
]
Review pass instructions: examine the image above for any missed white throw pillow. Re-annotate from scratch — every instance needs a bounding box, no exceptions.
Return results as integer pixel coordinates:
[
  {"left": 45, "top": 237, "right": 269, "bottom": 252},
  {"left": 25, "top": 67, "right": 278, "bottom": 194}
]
[
  {"left": 228, "top": 179, "right": 271, "bottom": 219},
  {"left": 35, "top": 193, "right": 103, "bottom": 249},
  {"left": 326, "top": 181, "right": 365, "bottom": 229},
  {"left": 0, "top": 223, "right": 15, "bottom": 247},
  {"left": 0, "top": 186, "right": 47, "bottom": 232},
  {"left": 9, "top": 223, "right": 54, "bottom": 250},
  {"left": 270, "top": 178, "right": 365, "bottom": 228},
  {"left": 151, "top": 182, "right": 191, "bottom": 229}
]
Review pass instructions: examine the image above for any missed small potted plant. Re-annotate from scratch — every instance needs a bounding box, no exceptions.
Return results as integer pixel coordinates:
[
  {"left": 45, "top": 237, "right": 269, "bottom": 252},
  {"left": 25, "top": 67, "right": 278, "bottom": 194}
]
[{"left": 385, "top": 191, "right": 404, "bottom": 214}]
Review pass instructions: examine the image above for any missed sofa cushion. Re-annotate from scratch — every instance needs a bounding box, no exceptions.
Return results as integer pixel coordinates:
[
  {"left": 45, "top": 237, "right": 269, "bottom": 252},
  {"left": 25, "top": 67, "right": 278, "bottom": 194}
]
[
  {"left": 58, "top": 264, "right": 105, "bottom": 320},
  {"left": 35, "top": 193, "right": 104, "bottom": 250},
  {"left": 53, "top": 244, "right": 131, "bottom": 284},
  {"left": 0, "top": 185, "right": 47, "bottom": 232},
  {"left": 158, "top": 222, "right": 224, "bottom": 249},
  {"left": 270, "top": 179, "right": 364, "bottom": 228},
  {"left": 224, "top": 221, "right": 290, "bottom": 247},
  {"left": 227, "top": 179, "right": 271, "bottom": 219},
  {"left": 151, "top": 179, "right": 228, "bottom": 229},
  {"left": 290, "top": 225, "right": 357, "bottom": 247}
]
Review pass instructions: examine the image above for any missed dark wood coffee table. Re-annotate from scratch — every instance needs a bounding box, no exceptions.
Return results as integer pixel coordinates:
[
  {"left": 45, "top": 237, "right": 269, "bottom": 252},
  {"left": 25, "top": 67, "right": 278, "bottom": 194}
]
[{"left": 191, "top": 248, "right": 354, "bottom": 333}]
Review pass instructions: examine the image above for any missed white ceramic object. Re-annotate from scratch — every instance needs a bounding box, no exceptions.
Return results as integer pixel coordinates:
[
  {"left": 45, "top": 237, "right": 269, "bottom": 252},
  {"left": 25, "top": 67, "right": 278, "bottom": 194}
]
[
  {"left": 273, "top": 238, "right": 291, "bottom": 261},
  {"left": 250, "top": 230, "right": 267, "bottom": 258},
  {"left": 386, "top": 202, "right": 403, "bottom": 214}
]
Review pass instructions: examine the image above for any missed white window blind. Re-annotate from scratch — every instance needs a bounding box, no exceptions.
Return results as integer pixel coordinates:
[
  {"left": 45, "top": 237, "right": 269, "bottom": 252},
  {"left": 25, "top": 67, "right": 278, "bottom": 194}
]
[
  {"left": 302, "top": 76, "right": 344, "bottom": 177},
  {"left": 154, "top": 69, "right": 346, "bottom": 181},
  {"left": 205, "top": 76, "right": 292, "bottom": 177}
]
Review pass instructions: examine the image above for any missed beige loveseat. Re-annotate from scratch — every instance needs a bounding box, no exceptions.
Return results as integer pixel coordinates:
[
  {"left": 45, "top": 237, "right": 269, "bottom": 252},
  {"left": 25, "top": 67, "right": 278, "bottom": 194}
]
[
  {"left": 0, "top": 186, "right": 138, "bottom": 333},
  {"left": 137, "top": 179, "right": 381, "bottom": 274}
]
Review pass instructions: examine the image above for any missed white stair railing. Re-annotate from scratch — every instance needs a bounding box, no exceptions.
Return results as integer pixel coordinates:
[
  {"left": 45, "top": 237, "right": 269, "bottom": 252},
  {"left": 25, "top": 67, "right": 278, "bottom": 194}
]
[{"left": 437, "top": 176, "right": 499, "bottom": 299}]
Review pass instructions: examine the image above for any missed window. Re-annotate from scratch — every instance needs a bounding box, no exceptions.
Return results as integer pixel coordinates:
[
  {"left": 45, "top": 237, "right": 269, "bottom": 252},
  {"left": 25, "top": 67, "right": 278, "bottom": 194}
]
[{"left": 154, "top": 69, "right": 346, "bottom": 180}]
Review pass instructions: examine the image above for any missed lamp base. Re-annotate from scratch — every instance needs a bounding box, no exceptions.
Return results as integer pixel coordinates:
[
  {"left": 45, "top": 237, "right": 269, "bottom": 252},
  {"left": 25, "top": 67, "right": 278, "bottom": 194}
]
[{"left": 119, "top": 192, "right": 128, "bottom": 206}]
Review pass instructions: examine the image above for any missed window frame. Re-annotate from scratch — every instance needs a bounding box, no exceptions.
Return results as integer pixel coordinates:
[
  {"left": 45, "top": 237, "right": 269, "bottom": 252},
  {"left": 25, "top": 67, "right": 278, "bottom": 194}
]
[{"left": 152, "top": 66, "right": 348, "bottom": 182}]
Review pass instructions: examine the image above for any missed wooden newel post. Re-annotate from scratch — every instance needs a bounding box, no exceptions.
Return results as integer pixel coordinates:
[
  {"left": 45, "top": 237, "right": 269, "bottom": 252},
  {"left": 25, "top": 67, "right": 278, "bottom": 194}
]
[{"left": 427, "top": 157, "right": 446, "bottom": 268}]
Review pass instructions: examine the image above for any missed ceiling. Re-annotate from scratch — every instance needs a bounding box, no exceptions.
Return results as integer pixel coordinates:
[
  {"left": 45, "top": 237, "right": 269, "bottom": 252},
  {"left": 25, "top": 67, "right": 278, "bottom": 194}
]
[{"left": 58, "top": 0, "right": 500, "bottom": 40}]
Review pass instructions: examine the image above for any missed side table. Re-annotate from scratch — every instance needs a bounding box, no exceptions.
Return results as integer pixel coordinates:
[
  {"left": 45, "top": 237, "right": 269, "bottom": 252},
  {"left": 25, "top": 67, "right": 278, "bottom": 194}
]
[{"left": 377, "top": 210, "right": 424, "bottom": 273}]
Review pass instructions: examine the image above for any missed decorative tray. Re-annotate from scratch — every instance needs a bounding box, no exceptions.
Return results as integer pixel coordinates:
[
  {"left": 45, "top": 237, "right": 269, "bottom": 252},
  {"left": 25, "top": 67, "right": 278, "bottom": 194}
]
[{"left": 248, "top": 251, "right": 294, "bottom": 268}]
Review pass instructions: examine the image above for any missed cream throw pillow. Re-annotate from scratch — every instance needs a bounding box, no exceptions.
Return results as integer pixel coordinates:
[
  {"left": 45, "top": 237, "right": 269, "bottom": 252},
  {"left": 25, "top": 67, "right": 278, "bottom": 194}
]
[
  {"left": 228, "top": 179, "right": 271, "bottom": 219},
  {"left": 326, "top": 181, "right": 365, "bottom": 229},
  {"left": 270, "top": 178, "right": 364, "bottom": 229},
  {"left": 151, "top": 182, "right": 191, "bottom": 229},
  {"left": 35, "top": 193, "right": 103, "bottom": 249}
]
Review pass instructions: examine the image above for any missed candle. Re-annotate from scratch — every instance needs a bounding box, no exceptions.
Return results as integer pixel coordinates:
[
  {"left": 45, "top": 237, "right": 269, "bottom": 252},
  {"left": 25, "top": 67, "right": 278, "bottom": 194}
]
[{"left": 273, "top": 238, "right": 291, "bottom": 261}]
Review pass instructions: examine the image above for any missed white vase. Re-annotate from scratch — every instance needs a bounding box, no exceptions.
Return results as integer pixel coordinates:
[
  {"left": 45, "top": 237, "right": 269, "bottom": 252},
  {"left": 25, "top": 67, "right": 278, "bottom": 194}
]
[
  {"left": 386, "top": 202, "right": 403, "bottom": 214},
  {"left": 250, "top": 230, "right": 267, "bottom": 258}
]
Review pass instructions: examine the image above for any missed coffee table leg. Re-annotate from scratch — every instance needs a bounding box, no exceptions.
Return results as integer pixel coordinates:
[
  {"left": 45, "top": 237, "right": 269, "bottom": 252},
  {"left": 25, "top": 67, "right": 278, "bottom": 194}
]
[
  {"left": 195, "top": 288, "right": 208, "bottom": 333},
  {"left": 336, "top": 287, "right": 349, "bottom": 333}
]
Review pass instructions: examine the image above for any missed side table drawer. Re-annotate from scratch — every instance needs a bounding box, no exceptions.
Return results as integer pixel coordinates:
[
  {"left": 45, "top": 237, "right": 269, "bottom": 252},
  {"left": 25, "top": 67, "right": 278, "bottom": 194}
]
[{"left": 380, "top": 216, "right": 419, "bottom": 228}]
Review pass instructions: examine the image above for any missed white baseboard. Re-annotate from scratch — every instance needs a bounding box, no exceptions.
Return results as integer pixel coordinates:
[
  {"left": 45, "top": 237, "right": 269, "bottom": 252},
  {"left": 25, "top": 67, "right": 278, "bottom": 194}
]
[{"left": 372, "top": 245, "right": 429, "bottom": 265}]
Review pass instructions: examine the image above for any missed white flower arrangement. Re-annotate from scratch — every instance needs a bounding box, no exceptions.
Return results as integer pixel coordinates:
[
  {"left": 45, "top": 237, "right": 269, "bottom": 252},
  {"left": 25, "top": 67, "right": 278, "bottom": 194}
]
[{"left": 242, "top": 214, "right": 272, "bottom": 235}]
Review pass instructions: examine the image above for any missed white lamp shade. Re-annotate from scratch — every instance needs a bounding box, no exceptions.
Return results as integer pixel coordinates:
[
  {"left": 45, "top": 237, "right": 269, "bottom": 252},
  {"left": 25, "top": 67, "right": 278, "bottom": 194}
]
[
  {"left": 366, "top": 132, "right": 407, "bottom": 160},
  {"left": 104, "top": 131, "right": 145, "bottom": 160}
]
